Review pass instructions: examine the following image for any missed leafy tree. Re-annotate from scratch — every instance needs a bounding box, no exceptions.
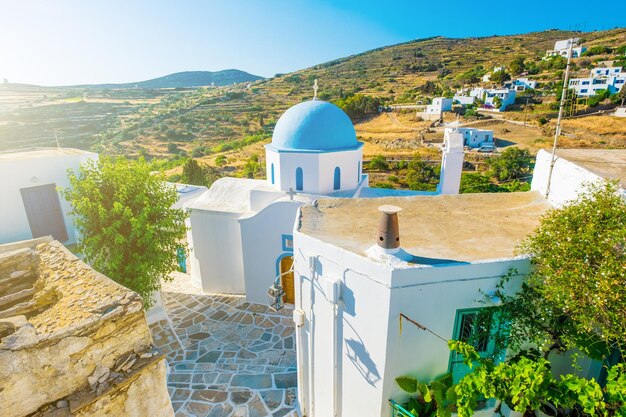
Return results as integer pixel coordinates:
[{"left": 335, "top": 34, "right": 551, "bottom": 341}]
[
  {"left": 459, "top": 173, "right": 499, "bottom": 193},
  {"left": 334, "top": 94, "right": 381, "bottom": 121},
  {"left": 520, "top": 181, "right": 626, "bottom": 353},
  {"left": 62, "top": 157, "right": 188, "bottom": 309},
  {"left": 485, "top": 147, "right": 532, "bottom": 182},
  {"left": 405, "top": 155, "right": 439, "bottom": 191},
  {"left": 490, "top": 70, "right": 511, "bottom": 85},
  {"left": 368, "top": 155, "right": 389, "bottom": 171},
  {"left": 166, "top": 142, "right": 178, "bottom": 153},
  {"left": 181, "top": 158, "right": 208, "bottom": 186},
  {"left": 509, "top": 56, "right": 525, "bottom": 76},
  {"left": 243, "top": 153, "right": 261, "bottom": 178},
  {"left": 214, "top": 155, "right": 227, "bottom": 167},
  {"left": 490, "top": 182, "right": 626, "bottom": 359}
]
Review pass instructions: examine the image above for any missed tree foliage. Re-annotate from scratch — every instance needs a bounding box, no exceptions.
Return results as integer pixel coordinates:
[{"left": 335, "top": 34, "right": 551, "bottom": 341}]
[
  {"left": 519, "top": 181, "right": 626, "bottom": 352},
  {"left": 490, "top": 70, "right": 511, "bottom": 85},
  {"left": 485, "top": 147, "right": 532, "bottom": 182},
  {"left": 333, "top": 94, "right": 382, "bottom": 121},
  {"left": 62, "top": 157, "right": 188, "bottom": 308},
  {"left": 508, "top": 56, "right": 526, "bottom": 76}
]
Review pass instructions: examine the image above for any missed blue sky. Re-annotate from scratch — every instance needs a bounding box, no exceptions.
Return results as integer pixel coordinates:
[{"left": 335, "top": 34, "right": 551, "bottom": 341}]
[{"left": 1, "top": 0, "right": 624, "bottom": 86}]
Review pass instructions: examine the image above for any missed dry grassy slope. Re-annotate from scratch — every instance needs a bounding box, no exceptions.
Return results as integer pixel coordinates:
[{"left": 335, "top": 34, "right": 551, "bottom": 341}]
[
  {"left": 249, "top": 28, "right": 626, "bottom": 102},
  {"left": 190, "top": 28, "right": 624, "bottom": 172}
]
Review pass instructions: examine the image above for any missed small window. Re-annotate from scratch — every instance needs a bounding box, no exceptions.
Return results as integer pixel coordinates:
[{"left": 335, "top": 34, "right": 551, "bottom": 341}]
[
  {"left": 282, "top": 235, "right": 294, "bottom": 252},
  {"left": 581, "top": 89, "right": 588, "bottom": 93},
  {"left": 271, "top": 163, "right": 275, "bottom": 184},
  {"left": 582, "top": 81, "right": 590, "bottom": 85},
  {"left": 295, "top": 167, "right": 303, "bottom": 191},
  {"left": 333, "top": 167, "right": 341, "bottom": 190},
  {"left": 357, "top": 161, "right": 361, "bottom": 183}
]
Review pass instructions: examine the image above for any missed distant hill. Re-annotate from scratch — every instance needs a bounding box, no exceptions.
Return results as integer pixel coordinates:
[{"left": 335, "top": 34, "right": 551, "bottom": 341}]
[{"left": 70, "top": 70, "right": 264, "bottom": 89}]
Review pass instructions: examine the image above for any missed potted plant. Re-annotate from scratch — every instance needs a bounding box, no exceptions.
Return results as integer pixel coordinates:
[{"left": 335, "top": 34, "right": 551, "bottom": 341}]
[{"left": 394, "top": 373, "right": 456, "bottom": 417}]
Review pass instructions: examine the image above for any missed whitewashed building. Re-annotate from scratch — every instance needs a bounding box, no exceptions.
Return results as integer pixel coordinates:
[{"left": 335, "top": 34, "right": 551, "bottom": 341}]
[
  {"left": 290, "top": 147, "right": 625, "bottom": 417},
  {"left": 505, "top": 77, "right": 537, "bottom": 91},
  {"left": 186, "top": 98, "right": 466, "bottom": 305},
  {"left": 453, "top": 88, "right": 516, "bottom": 111},
  {"left": 568, "top": 66, "right": 625, "bottom": 97},
  {"left": 0, "top": 148, "right": 98, "bottom": 245},
  {"left": 545, "top": 38, "right": 586, "bottom": 58},
  {"left": 444, "top": 126, "right": 494, "bottom": 148},
  {"left": 417, "top": 97, "right": 453, "bottom": 120}
]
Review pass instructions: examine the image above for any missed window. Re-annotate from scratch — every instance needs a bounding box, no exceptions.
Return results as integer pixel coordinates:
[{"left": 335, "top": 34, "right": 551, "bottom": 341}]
[
  {"left": 333, "top": 167, "right": 341, "bottom": 190},
  {"left": 271, "top": 163, "right": 275, "bottom": 184},
  {"left": 448, "top": 308, "right": 502, "bottom": 383},
  {"left": 582, "top": 81, "right": 590, "bottom": 85},
  {"left": 581, "top": 89, "right": 588, "bottom": 93},
  {"left": 295, "top": 167, "right": 303, "bottom": 191},
  {"left": 357, "top": 161, "right": 361, "bottom": 183},
  {"left": 282, "top": 235, "right": 294, "bottom": 252}
]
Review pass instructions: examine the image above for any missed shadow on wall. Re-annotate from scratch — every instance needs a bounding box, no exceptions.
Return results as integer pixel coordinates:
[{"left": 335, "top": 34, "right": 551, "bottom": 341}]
[{"left": 345, "top": 338, "right": 381, "bottom": 386}]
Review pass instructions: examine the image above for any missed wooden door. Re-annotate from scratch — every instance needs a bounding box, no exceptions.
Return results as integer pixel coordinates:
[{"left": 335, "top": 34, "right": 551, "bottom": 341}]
[
  {"left": 280, "top": 256, "right": 295, "bottom": 304},
  {"left": 20, "top": 184, "right": 68, "bottom": 242}
]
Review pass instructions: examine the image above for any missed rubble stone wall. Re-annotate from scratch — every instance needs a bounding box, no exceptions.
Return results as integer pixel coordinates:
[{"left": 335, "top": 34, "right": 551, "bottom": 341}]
[{"left": 0, "top": 238, "right": 174, "bottom": 417}]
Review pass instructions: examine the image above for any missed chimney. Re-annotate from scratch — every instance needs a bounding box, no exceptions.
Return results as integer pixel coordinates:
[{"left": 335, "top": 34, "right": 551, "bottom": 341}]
[
  {"left": 377, "top": 205, "right": 402, "bottom": 250},
  {"left": 438, "top": 130, "right": 465, "bottom": 195}
]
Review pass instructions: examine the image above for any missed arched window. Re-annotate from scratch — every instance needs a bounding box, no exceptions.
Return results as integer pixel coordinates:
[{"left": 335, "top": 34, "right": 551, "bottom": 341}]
[
  {"left": 295, "top": 167, "right": 303, "bottom": 191},
  {"left": 271, "top": 163, "right": 275, "bottom": 184},
  {"left": 358, "top": 161, "right": 361, "bottom": 183},
  {"left": 333, "top": 167, "right": 341, "bottom": 190}
]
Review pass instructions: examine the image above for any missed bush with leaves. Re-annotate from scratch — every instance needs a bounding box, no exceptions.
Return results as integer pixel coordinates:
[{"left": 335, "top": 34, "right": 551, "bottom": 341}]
[
  {"left": 485, "top": 147, "right": 532, "bottom": 182},
  {"left": 395, "top": 373, "right": 457, "bottom": 417},
  {"left": 333, "top": 94, "right": 381, "bottom": 121},
  {"left": 518, "top": 181, "right": 626, "bottom": 354},
  {"left": 62, "top": 157, "right": 188, "bottom": 309},
  {"left": 449, "top": 342, "right": 626, "bottom": 417}
]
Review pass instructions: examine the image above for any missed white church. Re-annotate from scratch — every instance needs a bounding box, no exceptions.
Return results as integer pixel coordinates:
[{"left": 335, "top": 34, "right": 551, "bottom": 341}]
[
  {"left": 185, "top": 97, "right": 465, "bottom": 306},
  {"left": 184, "top": 92, "right": 626, "bottom": 417}
]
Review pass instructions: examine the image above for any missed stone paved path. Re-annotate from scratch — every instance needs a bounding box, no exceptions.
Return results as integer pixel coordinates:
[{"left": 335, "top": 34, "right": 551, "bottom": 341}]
[{"left": 150, "top": 273, "right": 298, "bottom": 417}]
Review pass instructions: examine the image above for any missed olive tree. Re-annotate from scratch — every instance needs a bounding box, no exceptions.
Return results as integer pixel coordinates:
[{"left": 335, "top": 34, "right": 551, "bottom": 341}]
[{"left": 62, "top": 157, "right": 188, "bottom": 308}]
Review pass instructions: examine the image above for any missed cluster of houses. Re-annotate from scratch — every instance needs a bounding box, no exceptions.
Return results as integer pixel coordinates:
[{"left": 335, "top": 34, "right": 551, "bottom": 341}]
[{"left": 569, "top": 66, "right": 625, "bottom": 97}]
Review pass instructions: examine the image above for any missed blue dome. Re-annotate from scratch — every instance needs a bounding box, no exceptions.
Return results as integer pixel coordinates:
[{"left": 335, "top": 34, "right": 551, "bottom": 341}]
[{"left": 269, "top": 100, "right": 359, "bottom": 152}]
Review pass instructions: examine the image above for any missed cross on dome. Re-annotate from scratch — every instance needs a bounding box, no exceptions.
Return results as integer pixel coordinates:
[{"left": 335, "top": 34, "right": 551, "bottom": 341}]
[{"left": 313, "top": 79, "right": 318, "bottom": 100}]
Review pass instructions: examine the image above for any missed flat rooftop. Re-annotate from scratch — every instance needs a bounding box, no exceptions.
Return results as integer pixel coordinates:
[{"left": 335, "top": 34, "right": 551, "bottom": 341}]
[
  {"left": 299, "top": 191, "right": 552, "bottom": 264},
  {"left": 0, "top": 147, "right": 96, "bottom": 161},
  {"left": 556, "top": 149, "right": 626, "bottom": 188}
]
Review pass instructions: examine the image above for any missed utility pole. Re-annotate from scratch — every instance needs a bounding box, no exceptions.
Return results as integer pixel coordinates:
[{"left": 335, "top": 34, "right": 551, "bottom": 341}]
[{"left": 545, "top": 39, "right": 575, "bottom": 199}]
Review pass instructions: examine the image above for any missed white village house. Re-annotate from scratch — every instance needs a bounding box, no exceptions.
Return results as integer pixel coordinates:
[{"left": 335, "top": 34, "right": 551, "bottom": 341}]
[
  {"left": 453, "top": 87, "right": 516, "bottom": 111},
  {"left": 505, "top": 77, "right": 537, "bottom": 92},
  {"left": 568, "top": 66, "right": 625, "bottom": 97},
  {"left": 444, "top": 126, "right": 494, "bottom": 148},
  {"left": 545, "top": 38, "right": 586, "bottom": 59},
  {"left": 291, "top": 147, "right": 626, "bottom": 417},
  {"left": 0, "top": 148, "right": 98, "bottom": 245}
]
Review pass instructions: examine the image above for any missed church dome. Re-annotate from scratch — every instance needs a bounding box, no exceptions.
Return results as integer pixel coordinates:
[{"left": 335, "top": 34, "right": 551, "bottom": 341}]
[{"left": 270, "top": 100, "right": 358, "bottom": 152}]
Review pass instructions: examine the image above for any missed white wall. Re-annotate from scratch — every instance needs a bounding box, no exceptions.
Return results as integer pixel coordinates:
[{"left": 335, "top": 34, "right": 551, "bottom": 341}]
[
  {"left": 293, "top": 230, "right": 394, "bottom": 417},
  {"left": 239, "top": 200, "right": 301, "bottom": 304},
  {"left": 267, "top": 147, "right": 362, "bottom": 195},
  {"left": 0, "top": 150, "right": 97, "bottom": 245},
  {"left": 293, "top": 225, "right": 531, "bottom": 417},
  {"left": 186, "top": 209, "right": 246, "bottom": 293},
  {"left": 382, "top": 261, "right": 529, "bottom": 414},
  {"left": 531, "top": 149, "right": 603, "bottom": 207}
]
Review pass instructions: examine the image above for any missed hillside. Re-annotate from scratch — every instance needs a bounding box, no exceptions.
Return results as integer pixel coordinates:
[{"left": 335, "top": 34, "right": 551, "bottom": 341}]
[
  {"left": 70, "top": 70, "right": 264, "bottom": 89},
  {"left": 1, "top": 28, "right": 625, "bottom": 171}
]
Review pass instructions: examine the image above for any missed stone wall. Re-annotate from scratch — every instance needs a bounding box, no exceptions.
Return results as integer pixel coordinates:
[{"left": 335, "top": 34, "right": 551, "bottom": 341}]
[{"left": 0, "top": 238, "right": 174, "bottom": 417}]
